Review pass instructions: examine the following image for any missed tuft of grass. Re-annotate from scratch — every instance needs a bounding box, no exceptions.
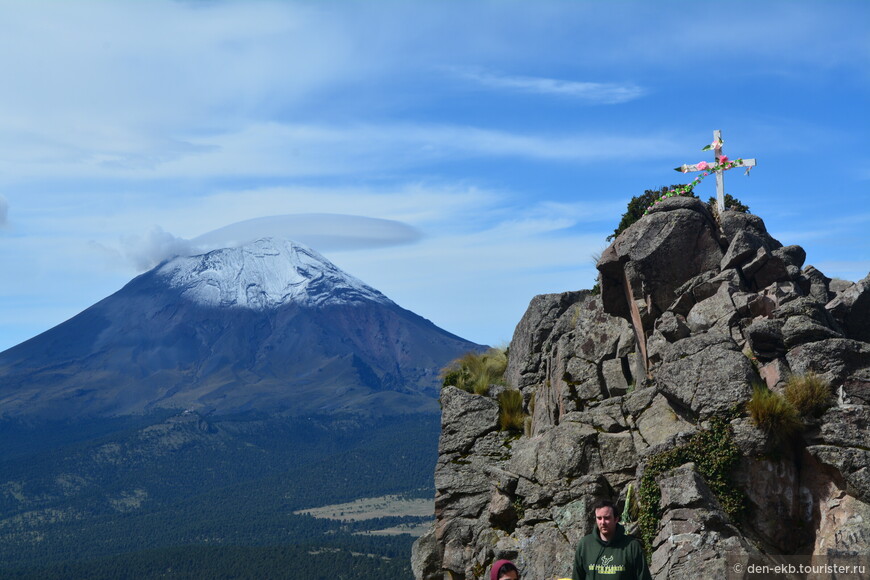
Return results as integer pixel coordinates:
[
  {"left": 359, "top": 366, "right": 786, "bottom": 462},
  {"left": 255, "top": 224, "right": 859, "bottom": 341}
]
[
  {"left": 784, "top": 372, "right": 833, "bottom": 418},
  {"left": 498, "top": 389, "right": 525, "bottom": 432},
  {"left": 746, "top": 384, "right": 802, "bottom": 442},
  {"left": 441, "top": 348, "right": 507, "bottom": 395}
]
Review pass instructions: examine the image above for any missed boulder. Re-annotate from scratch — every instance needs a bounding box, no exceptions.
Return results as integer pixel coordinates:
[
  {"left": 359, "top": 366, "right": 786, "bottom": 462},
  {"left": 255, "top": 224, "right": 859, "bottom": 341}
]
[
  {"left": 411, "top": 525, "right": 442, "bottom": 580},
  {"left": 602, "top": 358, "right": 630, "bottom": 396},
  {"left": 634, "top": 394, "right": 695, "bottom": 451},
  {"left": 757, "top": 357, "right": 790, "bottom": 391},
  {"left": 830, "top": 278, "right": 855, "bottom": 294},
  {"left": 761, "top": 280, "right": 805, "bottom": 308},
  {"left": 801, "top": 265, "right": 832, "bottom": 304},
  {"left": 598, "top": 198, "right": 723, "bottom": 324},
  {"left": 826, "top": 273, "right": 870, "bottom": 342},
  {"left": 567, "top": 398, "right": 628, "bottom": 434},
  {"left": 748, "top": 249, "right": 791, "bottom": 289},
  {"left": 657, "top": 462, "right": 720, "bottom": 511},
  {"left": 807, "top": 446, "right": 870, "bottom": 503},
  {"left": 774, "top": 296, "right": 836, "bottom": 328},
  {"left": 509, "top": 421, "right": 598, "bottom": 486},
  {"left": 773, "top": 245, "right": 806, "bottom": 269},
  {"left": 720, "top": 229, "right": 766, "bottom": 270},
  {"left": 686, "top": 283, "right": 739, "bottom": 333},
  {"left": 730, "top": 416, "right": 777, "bottom": 457},
  {"left": 654, "top": 311, "right": 691, "bottom": 342},
  {"left": 509, "top": 522, "right": 575, "bottom": 580},
  {"left": 718, "top": 211, "right": 782, "bottom": 250},
  {"left": 813, "top": 405, "right": 870, "bottom": 450},
  {"left": 782, "top": 315, "right": 842, "bottom": 348},
  {"left": 786, "top": 339, "right": 870, "bottom": 405},
  {"left": 655, "top": 333, "right": 755, "bottom": 418},
  {"left": 435, "top": 456, "right": 494, "bottom": 520},
  {"left": 438, "top": 386, "right": 499, "bottom": 455},
  {"left": 745, "top": 318, "right": 786, "bottom": 361}
]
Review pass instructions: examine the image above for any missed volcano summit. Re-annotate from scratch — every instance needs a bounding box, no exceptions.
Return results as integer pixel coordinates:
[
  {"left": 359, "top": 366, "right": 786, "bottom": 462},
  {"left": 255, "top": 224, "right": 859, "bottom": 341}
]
[{"left": 0, "top": 238, "right": 481, "bottom": 419}]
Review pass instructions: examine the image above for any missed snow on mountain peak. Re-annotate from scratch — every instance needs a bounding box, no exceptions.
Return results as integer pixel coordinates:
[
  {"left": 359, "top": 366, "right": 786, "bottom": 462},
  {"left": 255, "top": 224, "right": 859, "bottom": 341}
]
[{"left": 156, "top": 238, "right": 393, "bottom": 309}]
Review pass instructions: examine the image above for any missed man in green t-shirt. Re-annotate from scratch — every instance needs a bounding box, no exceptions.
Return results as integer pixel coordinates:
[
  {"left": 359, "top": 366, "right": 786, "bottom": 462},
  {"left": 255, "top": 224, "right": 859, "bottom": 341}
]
[{"left": 572, "top": 499, "right": 652, "bottom": 580}]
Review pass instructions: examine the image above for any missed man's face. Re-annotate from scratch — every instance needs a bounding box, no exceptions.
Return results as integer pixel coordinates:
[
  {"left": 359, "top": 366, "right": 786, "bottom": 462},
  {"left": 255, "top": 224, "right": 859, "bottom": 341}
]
[
  {"left": 595, "top": 506, "right": 617, "bottom": 541},
  {"left": 498, "top": 571, "right": 518, "bottom": 580}
]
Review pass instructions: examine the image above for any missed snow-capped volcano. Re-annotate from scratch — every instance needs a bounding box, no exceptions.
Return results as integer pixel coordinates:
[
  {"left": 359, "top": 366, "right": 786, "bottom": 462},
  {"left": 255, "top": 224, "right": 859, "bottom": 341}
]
[
  {"left": 0, "top": 239, "right": 483, "bottom": 419},
  {"left": 157, "top": 238, "right": 392, "bottom": 309}
]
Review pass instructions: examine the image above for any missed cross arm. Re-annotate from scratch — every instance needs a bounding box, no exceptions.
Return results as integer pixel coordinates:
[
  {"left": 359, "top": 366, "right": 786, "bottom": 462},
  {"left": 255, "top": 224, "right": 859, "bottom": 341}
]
[{"left": 674, "top": 158, "right": 757, "bottom": 173}]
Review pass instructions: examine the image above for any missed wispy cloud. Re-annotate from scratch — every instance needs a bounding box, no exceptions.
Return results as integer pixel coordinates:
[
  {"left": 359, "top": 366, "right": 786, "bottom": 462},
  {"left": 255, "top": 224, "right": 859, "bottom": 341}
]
[
  {"left": 0, "top": 121, "right": 683, "bottom": 180},
  {"left": 452, "top": 67, "right": 646, "bottom": 104}
]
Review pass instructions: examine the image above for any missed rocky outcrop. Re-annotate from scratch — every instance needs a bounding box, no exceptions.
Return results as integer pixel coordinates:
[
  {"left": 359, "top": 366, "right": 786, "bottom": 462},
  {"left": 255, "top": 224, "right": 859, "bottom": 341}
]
[{"left": 413, "top": 199, "right": 870, "bottom": 580}]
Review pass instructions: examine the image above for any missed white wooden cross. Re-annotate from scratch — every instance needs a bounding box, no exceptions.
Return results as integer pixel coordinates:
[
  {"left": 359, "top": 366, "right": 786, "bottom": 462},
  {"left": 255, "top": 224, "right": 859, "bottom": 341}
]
[{"left": 674, "top": 130, "right": 756, "bottom": 213}]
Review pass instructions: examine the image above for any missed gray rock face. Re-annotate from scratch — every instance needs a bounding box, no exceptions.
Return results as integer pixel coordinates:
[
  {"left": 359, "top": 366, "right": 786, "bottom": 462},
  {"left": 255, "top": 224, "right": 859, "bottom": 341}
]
[
  {"left": 827, "top": 273, "right": 870, "bottom": 342},
  {"left": 414, "top": 205, "right": 870, "bottom": 579},
  {"left": 656, "top": 333, "right": 755, "bottom": 417},
  {"left": 505, "top": 291, "right": 587, "bottom": 392},
  {"left": 438, "top": 387, "right": 500, "bottom": 455}
]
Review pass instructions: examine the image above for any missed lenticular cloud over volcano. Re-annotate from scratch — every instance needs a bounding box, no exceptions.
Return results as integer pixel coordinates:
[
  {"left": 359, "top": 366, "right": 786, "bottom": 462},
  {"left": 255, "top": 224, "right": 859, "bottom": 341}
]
[
  {"left": 126, "top": 214, "right": 422, "bottom": 271},
  {"left": 192, "top": 214, "right": 422, "bottom": 252}
]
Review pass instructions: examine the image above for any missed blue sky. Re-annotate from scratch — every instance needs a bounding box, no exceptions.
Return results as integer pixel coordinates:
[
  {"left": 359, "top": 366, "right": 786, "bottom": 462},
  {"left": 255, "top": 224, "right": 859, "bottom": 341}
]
[{"left": 1, "top": 0, "right": 868, "bottom": 352}]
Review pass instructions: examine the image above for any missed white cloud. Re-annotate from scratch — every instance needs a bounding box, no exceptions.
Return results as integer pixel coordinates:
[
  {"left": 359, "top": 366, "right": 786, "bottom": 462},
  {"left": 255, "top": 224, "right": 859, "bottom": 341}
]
[
  {"left": 452, "top": 68, "right": 646, "bottom": 104},
  {"left": 120, "top": 227, "right": 196, "bottom": 271},
  {"left": 191, "top": 214, "right": 422, "bottom": 253}
]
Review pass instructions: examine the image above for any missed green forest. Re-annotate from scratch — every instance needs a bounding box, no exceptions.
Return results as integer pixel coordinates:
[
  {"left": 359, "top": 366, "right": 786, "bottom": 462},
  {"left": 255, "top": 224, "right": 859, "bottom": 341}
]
[{"left": 0, "top": 412, "right": 439, "bottom": 579}]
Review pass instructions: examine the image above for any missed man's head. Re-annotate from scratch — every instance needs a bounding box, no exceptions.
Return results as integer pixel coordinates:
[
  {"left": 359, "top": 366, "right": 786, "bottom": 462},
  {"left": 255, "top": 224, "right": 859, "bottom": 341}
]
[
  {"left": 491, "top": 559, "right": 519, "bottom": 580},
  {"left": 593, "top": 499, "right": 618, "bottom": 542}
]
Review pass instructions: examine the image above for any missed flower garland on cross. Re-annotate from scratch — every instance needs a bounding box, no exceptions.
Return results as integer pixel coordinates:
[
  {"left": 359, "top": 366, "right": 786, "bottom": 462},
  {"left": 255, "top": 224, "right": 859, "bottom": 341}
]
[{"left": 644, "top": 131, "right": 756, "bottom": 215}]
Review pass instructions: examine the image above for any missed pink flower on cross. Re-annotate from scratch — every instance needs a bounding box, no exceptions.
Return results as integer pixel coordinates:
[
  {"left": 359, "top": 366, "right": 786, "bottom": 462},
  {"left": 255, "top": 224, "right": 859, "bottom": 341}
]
[
  {"left": 696, "top": 161, "right": 709, "bottom": 171},
  {"left": 718, "top": 155, "right": 729, "bottom": 164}
]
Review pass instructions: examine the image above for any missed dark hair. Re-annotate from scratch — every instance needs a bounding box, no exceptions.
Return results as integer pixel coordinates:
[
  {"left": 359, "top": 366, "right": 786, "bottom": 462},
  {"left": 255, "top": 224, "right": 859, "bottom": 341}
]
[
  {"left": 593, "top": 498, "right": 616, "bottom": 515},
  {"left": 497, "top": 561, "right": 519, "bottom": 578}
]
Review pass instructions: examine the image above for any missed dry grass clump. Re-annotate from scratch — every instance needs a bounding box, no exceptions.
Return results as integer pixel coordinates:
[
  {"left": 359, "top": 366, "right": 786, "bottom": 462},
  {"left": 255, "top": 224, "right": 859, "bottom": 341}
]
[
  {"left": 498, "top": 389, "right": 525, "bottom": 432},
  {"left": 746, "top": 384, "right": 802, "bottom": 442},
  {"left": 441, "top": 348, "right": 507, "bottom": 395},
  {"left": 784, "top": 372, "right": 832, "bottom": 417}
]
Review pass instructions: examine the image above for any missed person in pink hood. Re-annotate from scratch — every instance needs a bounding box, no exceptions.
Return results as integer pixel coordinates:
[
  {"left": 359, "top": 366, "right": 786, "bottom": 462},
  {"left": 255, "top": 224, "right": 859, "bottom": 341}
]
[{"left": 490, "top": 559, "right": 520, "bottom": 580}]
